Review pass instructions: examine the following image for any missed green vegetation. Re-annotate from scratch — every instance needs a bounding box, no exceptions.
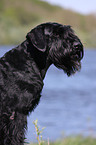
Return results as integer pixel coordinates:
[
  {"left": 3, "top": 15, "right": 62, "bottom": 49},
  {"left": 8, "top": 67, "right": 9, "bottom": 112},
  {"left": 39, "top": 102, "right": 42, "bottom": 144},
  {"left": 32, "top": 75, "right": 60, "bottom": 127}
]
[
  {"left": 33, "top": 119, "right": 46, "bottom": 145},
  {"left": 0, "top": 0, "right": 96, "bottom": 47},
  {"left": 28, "top": 136, "right": 96, "bottom": 145},
  {"left": 26, "top": 119, "right": 96, "bottom": 145}
]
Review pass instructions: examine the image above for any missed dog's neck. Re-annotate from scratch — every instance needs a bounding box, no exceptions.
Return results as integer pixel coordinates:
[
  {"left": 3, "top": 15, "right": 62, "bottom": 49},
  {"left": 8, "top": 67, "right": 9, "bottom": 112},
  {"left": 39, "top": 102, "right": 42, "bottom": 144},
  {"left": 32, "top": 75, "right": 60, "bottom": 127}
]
[
  {"left": 40, "top": 58, "right": 51, "bottom": 79},
  {"left": 24, "top": 40, "right": 52, "bottom": 79}
]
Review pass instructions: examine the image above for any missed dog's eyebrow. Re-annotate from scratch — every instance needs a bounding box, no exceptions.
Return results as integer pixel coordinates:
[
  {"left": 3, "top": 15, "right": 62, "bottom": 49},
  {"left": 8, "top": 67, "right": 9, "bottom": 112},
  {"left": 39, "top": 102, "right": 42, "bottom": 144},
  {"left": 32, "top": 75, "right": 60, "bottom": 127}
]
[{"left": 44, "top": 28, "right": 52, "bottom": 35}]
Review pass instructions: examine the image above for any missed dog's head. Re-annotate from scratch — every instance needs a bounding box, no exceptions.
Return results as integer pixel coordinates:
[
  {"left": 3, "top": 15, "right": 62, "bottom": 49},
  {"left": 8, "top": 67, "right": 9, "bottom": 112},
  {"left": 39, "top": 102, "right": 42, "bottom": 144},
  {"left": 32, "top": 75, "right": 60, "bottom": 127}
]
[{"left": 26, "top": 22, "right": 84, "bottom": 76}]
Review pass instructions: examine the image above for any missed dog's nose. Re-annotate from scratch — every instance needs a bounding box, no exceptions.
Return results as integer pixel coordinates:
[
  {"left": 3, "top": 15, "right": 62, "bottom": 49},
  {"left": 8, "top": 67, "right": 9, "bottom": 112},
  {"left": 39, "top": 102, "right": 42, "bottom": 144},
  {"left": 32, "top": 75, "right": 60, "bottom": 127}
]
[{"left": 73, "top": 42, "right": 84, "bottom": 60}]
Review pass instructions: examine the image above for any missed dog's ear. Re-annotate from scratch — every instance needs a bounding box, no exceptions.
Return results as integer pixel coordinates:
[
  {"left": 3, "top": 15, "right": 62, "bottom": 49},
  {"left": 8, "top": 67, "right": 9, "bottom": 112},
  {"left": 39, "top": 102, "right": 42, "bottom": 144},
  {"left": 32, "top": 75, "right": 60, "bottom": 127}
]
[
  {"left": 26, "top": 25, "right": 47, "bottom": 69},
  {"left": 26, "top": 26, "right": 46, "bottom": 52}
]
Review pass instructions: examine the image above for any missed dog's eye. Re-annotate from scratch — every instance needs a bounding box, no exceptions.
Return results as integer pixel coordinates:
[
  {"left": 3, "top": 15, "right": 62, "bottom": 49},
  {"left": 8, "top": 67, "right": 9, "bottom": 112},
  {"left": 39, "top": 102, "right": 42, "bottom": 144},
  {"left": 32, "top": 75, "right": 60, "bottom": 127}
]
[
  {"left": 75, "top": 45, "right": 79, "bottom": 49},
  {"left": 73, "top": 41, "right": 82, "bottom": 49},
  {"left": 74, "top": 44, "right": 81, "bottom": 49}
]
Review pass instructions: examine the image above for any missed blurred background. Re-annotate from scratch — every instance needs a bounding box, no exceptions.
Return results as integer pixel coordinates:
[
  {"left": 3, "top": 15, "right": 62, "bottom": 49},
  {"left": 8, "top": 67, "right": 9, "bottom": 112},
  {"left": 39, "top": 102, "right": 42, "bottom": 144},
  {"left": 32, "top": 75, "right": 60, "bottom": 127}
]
[
  {"left": 0, "top": 0, "right": 96, "bottom": 47},
  {"left": 0, "top": 0, "right": 96, "bottom": 143}
]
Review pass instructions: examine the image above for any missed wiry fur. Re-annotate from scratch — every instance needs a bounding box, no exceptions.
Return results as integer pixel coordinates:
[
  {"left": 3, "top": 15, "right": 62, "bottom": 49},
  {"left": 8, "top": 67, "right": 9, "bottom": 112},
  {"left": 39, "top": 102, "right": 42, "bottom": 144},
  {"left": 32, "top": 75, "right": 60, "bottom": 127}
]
[{"left": 0, "top": 22, "right": 84, "bottom": 144}]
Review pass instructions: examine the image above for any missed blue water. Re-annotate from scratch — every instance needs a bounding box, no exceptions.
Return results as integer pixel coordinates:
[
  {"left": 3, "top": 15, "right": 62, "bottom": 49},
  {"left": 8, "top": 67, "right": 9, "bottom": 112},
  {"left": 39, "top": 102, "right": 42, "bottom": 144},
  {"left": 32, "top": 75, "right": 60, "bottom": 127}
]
[{"left": 0, "top": 46, "right": 96, "bottom": 142}]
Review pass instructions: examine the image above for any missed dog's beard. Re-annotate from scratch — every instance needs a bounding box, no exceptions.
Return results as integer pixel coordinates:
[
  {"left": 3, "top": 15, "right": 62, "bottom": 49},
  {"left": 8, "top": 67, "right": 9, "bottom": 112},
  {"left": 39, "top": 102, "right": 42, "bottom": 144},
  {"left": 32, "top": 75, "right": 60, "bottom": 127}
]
[
  {"left": 64, "top": 60, "right": 81, "bottom": 76},
  {"left": 49, "top": 43, "right": 83, "bottom": 76},
  {"left": 54, "top": 59, "right": 81, "bottom": 76},
  {"left": 50, "top": 51, "right": 82, "bottom": 76},
  {"left": 49, "top": 39, "right": 83, "bottom": 76}
]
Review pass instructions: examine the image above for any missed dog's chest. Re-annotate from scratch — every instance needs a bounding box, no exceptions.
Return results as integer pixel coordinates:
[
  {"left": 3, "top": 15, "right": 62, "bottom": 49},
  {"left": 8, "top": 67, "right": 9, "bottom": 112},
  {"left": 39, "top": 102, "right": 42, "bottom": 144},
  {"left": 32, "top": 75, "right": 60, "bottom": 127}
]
[{"left": 0, "top": 57, "right": 43, "bottom": 98}]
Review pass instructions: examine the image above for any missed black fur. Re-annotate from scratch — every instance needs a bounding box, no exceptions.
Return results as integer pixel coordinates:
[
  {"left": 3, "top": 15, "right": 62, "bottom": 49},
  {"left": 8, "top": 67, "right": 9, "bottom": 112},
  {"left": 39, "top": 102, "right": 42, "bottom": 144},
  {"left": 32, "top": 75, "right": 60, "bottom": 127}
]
[{"left": 0, "top": 22, "right": 84, "bottom": 145}]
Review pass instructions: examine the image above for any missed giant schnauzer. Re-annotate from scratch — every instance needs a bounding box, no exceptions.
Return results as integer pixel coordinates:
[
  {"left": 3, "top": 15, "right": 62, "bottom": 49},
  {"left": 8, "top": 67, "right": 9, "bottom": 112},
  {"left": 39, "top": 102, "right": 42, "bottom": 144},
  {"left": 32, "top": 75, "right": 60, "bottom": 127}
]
[{"left": 0, "top": 22, "right": 84, "bottom": 145}]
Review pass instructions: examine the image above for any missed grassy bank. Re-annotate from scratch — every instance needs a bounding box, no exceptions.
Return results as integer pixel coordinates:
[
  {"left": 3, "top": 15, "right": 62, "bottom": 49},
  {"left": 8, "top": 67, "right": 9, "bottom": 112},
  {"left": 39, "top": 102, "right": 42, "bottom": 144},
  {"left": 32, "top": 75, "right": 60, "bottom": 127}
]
[
  {"left": 28, "top": 136, "right": 96, "bottom": 145},
  {"left": 25, "top": 120, "right": 96, "bottom": 145},
  {"left": 0, "top": 0, "right": 96, "bottom": 47}
]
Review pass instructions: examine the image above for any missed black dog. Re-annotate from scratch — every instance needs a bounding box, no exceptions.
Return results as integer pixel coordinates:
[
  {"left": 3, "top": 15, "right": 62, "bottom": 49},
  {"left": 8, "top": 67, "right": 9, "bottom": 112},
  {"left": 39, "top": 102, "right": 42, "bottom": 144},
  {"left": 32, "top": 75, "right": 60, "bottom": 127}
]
[{"left": 0, "top": 22, "right": 84, "bottom": 145}]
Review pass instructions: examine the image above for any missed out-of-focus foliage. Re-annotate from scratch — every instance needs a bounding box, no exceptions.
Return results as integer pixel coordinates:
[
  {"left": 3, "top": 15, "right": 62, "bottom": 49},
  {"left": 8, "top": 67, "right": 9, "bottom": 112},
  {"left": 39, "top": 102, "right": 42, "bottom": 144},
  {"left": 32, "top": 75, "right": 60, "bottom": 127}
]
[
  {"left": 28, "top": 136, "right": 96, "bottom": 145},
  {"left": 0, "top": 0, "right": 96, "bottom": 48}
]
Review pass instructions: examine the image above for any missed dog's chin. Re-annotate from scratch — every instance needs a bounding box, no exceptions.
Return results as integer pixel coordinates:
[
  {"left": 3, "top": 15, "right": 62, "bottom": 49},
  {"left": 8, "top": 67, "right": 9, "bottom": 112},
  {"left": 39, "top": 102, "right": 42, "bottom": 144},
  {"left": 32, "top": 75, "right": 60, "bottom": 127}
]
[
  {"left": 66, "top": 61, "right": 81, "bottom": 76},
  {"left": 54, "top": 60, "right": 81, "bottom": 76}
]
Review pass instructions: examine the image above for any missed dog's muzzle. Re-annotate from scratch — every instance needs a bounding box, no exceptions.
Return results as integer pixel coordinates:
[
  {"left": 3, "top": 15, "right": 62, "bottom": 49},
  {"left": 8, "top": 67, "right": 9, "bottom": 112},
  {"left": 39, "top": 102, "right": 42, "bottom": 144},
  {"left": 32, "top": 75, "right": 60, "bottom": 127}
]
[{"left": 73, "top": 42, "right": 84, "bottom": 61}]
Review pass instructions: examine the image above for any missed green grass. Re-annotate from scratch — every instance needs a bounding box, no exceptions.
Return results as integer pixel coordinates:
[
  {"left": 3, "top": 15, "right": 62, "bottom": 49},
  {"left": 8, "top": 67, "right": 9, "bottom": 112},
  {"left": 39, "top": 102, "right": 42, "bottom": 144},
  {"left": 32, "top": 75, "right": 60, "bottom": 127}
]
[{"left": 28, "top": 136, "right": 96, "bottom": 145}]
